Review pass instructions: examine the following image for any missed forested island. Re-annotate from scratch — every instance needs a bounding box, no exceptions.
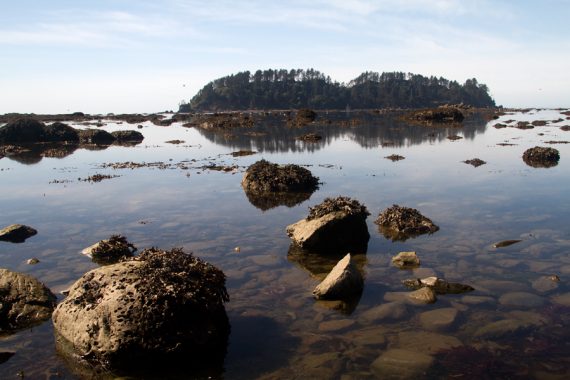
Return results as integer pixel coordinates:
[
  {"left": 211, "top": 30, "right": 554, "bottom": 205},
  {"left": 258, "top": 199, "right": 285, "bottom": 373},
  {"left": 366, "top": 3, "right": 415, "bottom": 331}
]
[{"left": 180, "top": 69, "right": 495, "bottom": 112}]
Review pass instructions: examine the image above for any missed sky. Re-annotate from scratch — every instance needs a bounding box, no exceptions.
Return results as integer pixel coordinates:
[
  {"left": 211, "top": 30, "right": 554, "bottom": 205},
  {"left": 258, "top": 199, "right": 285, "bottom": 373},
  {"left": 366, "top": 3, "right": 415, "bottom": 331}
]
[{"left": 0, "top": 0, "right": 568, "bottom": 114}]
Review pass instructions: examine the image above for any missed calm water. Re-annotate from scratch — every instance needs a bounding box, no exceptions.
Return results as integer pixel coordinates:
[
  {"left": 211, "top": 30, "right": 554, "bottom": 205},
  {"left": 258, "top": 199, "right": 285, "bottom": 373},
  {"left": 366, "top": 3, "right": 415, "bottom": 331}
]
[{"left": 1, "top": 109, "right": 570, "bottom": 379}]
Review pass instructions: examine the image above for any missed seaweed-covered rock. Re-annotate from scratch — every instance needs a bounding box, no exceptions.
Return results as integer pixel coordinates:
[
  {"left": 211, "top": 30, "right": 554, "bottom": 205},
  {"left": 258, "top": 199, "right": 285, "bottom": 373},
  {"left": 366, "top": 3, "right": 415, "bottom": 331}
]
[
  {"left": 52, "top": 247, "right": 230, "bottom": 372},
  {"left": 242, "top": 159, "right": 319, "bottom": 193},
  {"left": 111, "top": 130, "right": 144, "bottom": 143},
  {"left": 522, "top": 146, "right": 560, "bottom": 168},
  {"left": 81, "top": 235, "right": 137, "bottom": 265},
  {"left": 0, "top": 268, "right": 56, "bottom": 331},
  {"left": 0, "top": 117, "right": 47, "bottom": 144},
  {"left": 0, "top": 224, "right": 37, "bottom": 243},
  {"left": 313, "top": 254, "right": 364, "bottom": 300},
  {"left": 44, "top": 122, "right": 80, "bottom": 142},
  {"left": 78, "top": 129, "right": 116, "bottom": 145},
  {"left": 286, "top": 196, "right": 370, "bottom": 253},
  {"left": 407, "top": 106, "right": 464, "bottom": 123},
  {"left": 375, "top": 205, "right": 439, "bottom": 241}
]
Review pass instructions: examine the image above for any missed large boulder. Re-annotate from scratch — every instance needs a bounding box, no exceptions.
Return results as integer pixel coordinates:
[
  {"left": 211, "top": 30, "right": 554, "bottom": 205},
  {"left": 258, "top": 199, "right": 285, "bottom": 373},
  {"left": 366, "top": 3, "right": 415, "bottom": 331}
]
[
  {"left": 242, "top": 159, "right": 319, "bottom": 193},
  {"left": 375, "top": 205, "right": 439, "bottom": 241},
  {"left": 0, "top": 224, "right": 37, "bottom": 243},
  {"left": 0, "top": 117, "right": 46, "bottom": 144},
  {"left": 43, "top": 122, "right": 80, "bottom": 142},
  {"left": 52, "top": 247, "right": 230, "bottom": 372},
  {"left": 286, "top": 196, "right": 370, "bottom": 253},
  {"left": 313, "top": 254, "right": 364, "bottom": 300},
  {"left": 0, "top": 268, "right": 56, "bottom": 332},
  {"left": 522, "top": 146, "right": 560, "bottom": 168}
]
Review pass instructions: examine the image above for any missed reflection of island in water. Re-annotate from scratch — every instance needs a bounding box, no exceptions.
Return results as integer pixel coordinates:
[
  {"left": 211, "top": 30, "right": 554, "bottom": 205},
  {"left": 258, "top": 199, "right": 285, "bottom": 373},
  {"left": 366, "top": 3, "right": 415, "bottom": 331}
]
[
  {"left": 1, "top": 141, "right": 141, "bottom": 165},
  {"left": 194, "top": 111, "right": 489, "bottom": 153}
]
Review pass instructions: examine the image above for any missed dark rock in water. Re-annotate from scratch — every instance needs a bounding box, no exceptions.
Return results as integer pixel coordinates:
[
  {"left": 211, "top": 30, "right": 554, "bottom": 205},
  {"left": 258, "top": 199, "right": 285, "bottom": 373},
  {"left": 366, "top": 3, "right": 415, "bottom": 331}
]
[
  {"left": 231, "top": 150, "right": 256, "bottom": 157},
  {"left": 492, "top": 239, "right": 522, "bottom": 248},
  {"left": 111, "top": 130, "right": 144, "bottom": 144},
  {"left": 522, "top": 146, "right": 560, "bottom": 168},
  {"left": 532, "top": 120, "right": 547, "bottom": 126},
  {"left": 375, "top": 204, "right": 439, "bottom": 241},
  {"left": 385, "top": 154, "right": 405, "bottom": 161},
  {"left": 463, "top": 158, "right": 486, "bottom": 167},
  {"left": 313, "top": 254, "right": 364, "bottom": 300},
  {"left": 43, "top": 122, "right": 80, "bottom": 142},
  {"left": 561, "top": 126, "right": 570, "bottom": 131},
  {"left": 286, "top": 196, "right": 370, "bottom": 253},
  {"left": 0, "top": 351, "right": 15, "bottom": 365},
  {"left": 0, "top": 268, "right": 56, "bottom": 331},
  {"left": 516, "top": 121, "right": 534, "bottom": 129},
  {"left": 52, "top": 247, "right": 230, "bottom": 373},
  {"left": 0, "top": 224, "right": 37, "bottom": 243},
  {"left": 0, "top": 117, "right": 46, "bottom": 144},
  {"left": 493, "top": 123, "right": 507, "bottom": 129},
  {"left": 189, "top": 113, "right": 255, "bottom": 130},
  {"left": 242, "top": 159, "right": 319, "bottom": 193},
  {"left": 407, "top": 106, "right": 464, "bottom": 123},
  {"left": 81, "top": 235, "right": 137, "bottom": 265},
  {"left": 403, "top": 277, "right": 474, "bottom": 295},
  {"left": 78, "top": 129, "right": 116, "bottom": 145}
]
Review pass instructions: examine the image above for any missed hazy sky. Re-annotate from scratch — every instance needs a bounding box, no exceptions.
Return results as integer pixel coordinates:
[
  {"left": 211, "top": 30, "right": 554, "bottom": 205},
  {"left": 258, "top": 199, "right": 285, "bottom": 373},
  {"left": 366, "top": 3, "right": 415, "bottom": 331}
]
[{"left": 1, "top": 0, "right": 568, "bottom": 114}]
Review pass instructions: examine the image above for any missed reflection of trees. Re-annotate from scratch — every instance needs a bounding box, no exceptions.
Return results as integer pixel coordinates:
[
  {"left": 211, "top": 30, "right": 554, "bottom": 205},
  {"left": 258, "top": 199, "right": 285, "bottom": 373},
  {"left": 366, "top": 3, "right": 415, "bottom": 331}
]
[{"left": 195, "top": 111, "right": 489, "bottom": 153}]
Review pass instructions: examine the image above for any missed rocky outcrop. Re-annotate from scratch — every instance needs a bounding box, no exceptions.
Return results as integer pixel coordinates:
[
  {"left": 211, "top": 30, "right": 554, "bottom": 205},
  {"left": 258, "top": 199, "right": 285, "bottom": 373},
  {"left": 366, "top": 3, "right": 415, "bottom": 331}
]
[
  {"left": 52, "top": 247, "right": 230, "bottom": 372},
  {"left": 522, "top": 146, "right": 560, "bottom": 168},
  {"left": 111, "top": 130, "right": 145, "bottom": 143},
  {"left": 286, "top": 196, "right": 370, "bottom": 253},
  {"left": 81, "top": 235, "right": 137, "bottom": 265},
  {"left": 405, "top": 106, "right": 464, "bottom": 124},
  {"left": 0, "top": 268, "right": 56, "bottom": 331},
  {"left": 0, "top": 224, "right": 37, "bottom": 243},
  {"left": 242, "top": 159, "right": 319, "bottom": 193},
  {"left": 43, "top": 122, "right": 80, "bottom": 142},
  {"left": 0, "top": 117, "right": 46, "bottom": 144},
  {"left": 313, "top": 254, "right": 364, "bottom": 300},
  {"left": 375, "top": 205, "right": 439, "bottom": 241},
  {"left": 78, "top": 129, "right": 116, "bottom": 145}
]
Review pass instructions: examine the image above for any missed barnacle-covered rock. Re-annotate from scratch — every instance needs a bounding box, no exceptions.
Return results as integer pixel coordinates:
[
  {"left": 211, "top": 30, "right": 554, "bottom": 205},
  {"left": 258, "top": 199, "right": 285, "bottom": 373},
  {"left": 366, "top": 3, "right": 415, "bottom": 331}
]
[
  {"left": 522, "top": 146, "right": 560, "bottom": 168},
  {"left": 375, "top": 205, "right": 439, "bottom": 241},
  {"left": 81, "top": 235, "right": 137, "bottom": 265},
  {"left": 286, "top": 196, "right": 370, "bottom": 253},
  {"left": 53, "top": 247, "right": 230, "bottom": 373}
]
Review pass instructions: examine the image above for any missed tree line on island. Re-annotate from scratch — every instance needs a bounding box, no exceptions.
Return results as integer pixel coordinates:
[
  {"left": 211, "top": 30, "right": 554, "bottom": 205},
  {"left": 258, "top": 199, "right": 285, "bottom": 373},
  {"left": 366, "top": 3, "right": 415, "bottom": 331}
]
[{"left": 180, "top": 69, "right": 495, "bottom": 112}]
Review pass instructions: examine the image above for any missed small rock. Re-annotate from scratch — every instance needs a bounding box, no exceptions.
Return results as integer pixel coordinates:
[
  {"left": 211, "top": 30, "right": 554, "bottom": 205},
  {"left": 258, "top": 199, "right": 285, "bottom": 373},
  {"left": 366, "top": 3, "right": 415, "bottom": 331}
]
[
  {"left": 396, "top": 331, "right": 463, "bottom": 354},
  {"left": 532, "top": 275, "right": 560, "bottom": 293},
  {"left": 403, "top": 277, "right": 474, "bottom": 295},
  {"left": 313, "top": 254, "right": 364, "bottom": 300},
  {"left": 474, "top": 319, "right": 533, "bottom": 338},
  {"left": 345, "top": 326, "right": 387, "bottom": 346},
  {"left": 499, "top": 292, "right": 545, "bottom": 308},
  {"left": 370, "top": 349, "right": 434, "bottom": 379},
  {"left": 359, "top": 302, "right": 408, "bottom": 323},
  {"left": 392, "top": 251, "right": 420, "bottom": 269},
  {"left": 385, "top": 154, "right": 405, "bottom": 161},
  {"left": 318, "top": 319, "right": 355, "bottom": 332},
  {"left": 463, "top": 158, "right": 486, "bottom": 167},
  {"left": 419, "top": 308, "right": 458, "bottom": 331},
  {"left": 375, "top": 205, "right": 439, "bottom": 241},
  {"left": 81, "top": 235, "right": 137, "bottom": 265},
  {"left": 522, "top": 146, "right": 560, "bottom": 168},
  {"left": 0, "top": 224, "right": 37, "bottom": 243},
  {"left": 408, "top": 287, "right": 437, "bottom": 304},
  {"left": 460, "top": 295, "right": 495, "bottom": 305},
  {"left": 26, "top": 258, "right": 40, "bottom": 265},
  {"left": 492, "top": 239, "right": 522, "bottom": 248}
]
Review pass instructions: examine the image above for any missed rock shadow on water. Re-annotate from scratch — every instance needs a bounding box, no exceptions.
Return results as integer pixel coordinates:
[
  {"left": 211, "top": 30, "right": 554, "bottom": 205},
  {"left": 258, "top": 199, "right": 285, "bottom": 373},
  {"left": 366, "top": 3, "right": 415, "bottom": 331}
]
[{"left": 224, "top": 315, "right": 301, "bottom": 378}]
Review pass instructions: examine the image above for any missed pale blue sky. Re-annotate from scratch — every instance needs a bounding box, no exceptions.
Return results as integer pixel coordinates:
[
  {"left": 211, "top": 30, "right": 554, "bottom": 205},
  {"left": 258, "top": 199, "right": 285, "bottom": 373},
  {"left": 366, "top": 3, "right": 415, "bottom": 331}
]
[{"left": 1, "top": 0, "right": 568, "bottom": 113}]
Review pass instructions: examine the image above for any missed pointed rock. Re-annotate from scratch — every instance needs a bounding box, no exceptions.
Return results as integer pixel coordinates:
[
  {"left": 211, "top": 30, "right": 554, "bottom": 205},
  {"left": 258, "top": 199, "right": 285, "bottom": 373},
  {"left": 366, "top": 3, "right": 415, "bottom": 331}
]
[{"left": 313, "top": 254, "right": 364, "bottom": 300}]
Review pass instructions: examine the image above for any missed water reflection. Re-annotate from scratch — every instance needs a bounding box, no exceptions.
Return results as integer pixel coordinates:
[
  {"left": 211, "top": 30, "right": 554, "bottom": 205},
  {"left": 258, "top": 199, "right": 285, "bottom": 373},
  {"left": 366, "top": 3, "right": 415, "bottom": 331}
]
[{"left": 243, "top": 190, "right": 315, "bottom": 211}]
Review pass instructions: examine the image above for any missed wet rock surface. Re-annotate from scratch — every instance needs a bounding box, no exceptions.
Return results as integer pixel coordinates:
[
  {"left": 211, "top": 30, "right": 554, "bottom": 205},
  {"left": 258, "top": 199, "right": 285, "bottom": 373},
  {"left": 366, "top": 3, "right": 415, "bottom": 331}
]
[
  {"left": 81, "top": 235, "right": 137, "bottom": 265},
  {"left": 286, "top": 196, "right": 370, "bottom": 253},
  {"left": 371, "top": 348, "right": 434, "bottom": 379},
  {"left": 408, "top": 287, "right": 437, "bottom": 304},
  {"left": 392, "top": 251, "right": 420, "bottom": 269},
  {"left": 419, "top": 308, "right": 458, "bottom": 331},
  {"left": 242, "top": 159, "right": 319, "bottom": 193},
  {"left": 403, "top": 277, "right": 475, "bottom": 295},
  {"left": 313, "top": 254, "right": 364, "bottom": 300},
  {"left": 375, "top": 205, "right": 439, "bottom": 241},
  {"left": 0, "top": 224, "right": 37, "bottom": 243},
  {"left": 52, "top": 247, "right": 230, "bottom": 373},
  {"left": 0, "top": 268, "right": 56, "bottom": 332},
  {"left": 522, "top": 146, "right": 560, "bottom": 168}
]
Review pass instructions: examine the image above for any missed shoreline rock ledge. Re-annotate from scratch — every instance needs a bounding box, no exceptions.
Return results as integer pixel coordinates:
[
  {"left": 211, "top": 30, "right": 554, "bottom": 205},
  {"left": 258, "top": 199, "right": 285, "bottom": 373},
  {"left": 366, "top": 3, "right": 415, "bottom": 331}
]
[
  {"left": 286, "top": 196, "right": 370, "bottom": 253},
  {"left": 52, "top": 247, "right": 230, "bottom": 373}
]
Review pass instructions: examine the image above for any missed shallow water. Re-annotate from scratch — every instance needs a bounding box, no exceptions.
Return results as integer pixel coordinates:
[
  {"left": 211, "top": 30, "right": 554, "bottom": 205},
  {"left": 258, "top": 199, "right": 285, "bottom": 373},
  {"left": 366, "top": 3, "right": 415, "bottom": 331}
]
[{"left": 1, "top": 109, "right": 570, "bottom": 379}]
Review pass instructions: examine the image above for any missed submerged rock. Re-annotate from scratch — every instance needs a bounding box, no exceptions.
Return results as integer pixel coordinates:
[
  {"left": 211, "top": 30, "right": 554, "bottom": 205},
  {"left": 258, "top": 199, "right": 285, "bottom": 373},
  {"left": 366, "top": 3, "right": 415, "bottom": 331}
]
[
  {"left": 392, "top": 251, "right": 420, "bottom": 269},
  {"left": 313, "top": 254, "right": 364, "bottom": 300},
  {"left": 52, "top": 247, "right": 230, "bottom": 372},
  {"left": 0, "top": 224, "right": 37, "bottom": 243},
  {"left": 419, "top": 308, "right": 458, "bottom": 331},
  {"left": 522, "top": 146, "right": 560, "bottom": 168},
  {"left": 286, "top": 196, "right": 370, "bottom": 253},
  {"left": 375, "top": 205, "right": 439, "bottom": 241},
  {"left": 0, "top": 268, "right": 56, "bottom": 331},
  {"left": 371, "top": 349, "right": 434, "bottom": 379},
  {"left": 408, "top": 287, "right": 437, "bottom": 304},
  {"left": 81, "top": 235, "right": 137, "bottom": 265},
  {"left": 403, "top": 277, "right": 474, "bottom": 295}
]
